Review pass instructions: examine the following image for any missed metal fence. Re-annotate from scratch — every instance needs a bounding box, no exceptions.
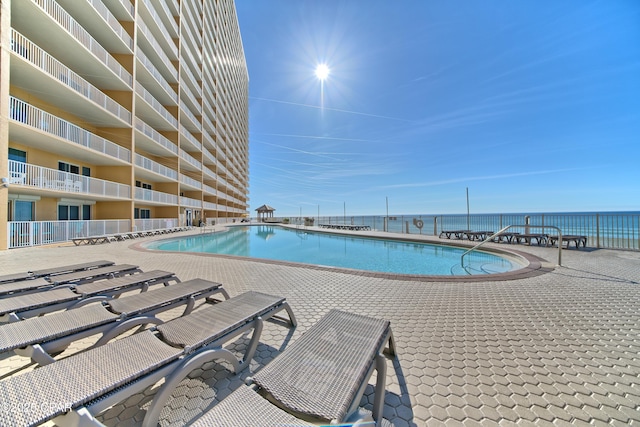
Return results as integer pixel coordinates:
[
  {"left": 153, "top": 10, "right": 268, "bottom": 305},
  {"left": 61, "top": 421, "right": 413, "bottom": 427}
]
[
  {"left": 8, "top": 220, "right": 130, "bottom": 248},
  {"left": 275, "top": 212, "right": 640, "bottom": 251}
]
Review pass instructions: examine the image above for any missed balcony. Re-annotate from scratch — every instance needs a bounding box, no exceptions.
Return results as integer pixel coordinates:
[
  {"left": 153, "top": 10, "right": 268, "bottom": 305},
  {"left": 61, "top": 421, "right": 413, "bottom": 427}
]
[
  {"left": 179, "top": 149, "right": 202, "bottom": 172},
  {"left": 12, "top": 0, "right": 132, "bottom": 89},
  {"left": 180, "top": 100, "right": 201, "bottom": 133},
  {"left": 102, "top": 0, "right": 134, "bottom": 20},
  {"left": 134, "top": 187, "right": 178, "bottom": 205},
  {"left": 179, "top": 173, "right": 202, "bottom": 190},
  {"left": 9, "top": 97, "right": 131, "bottom": 164},
  {"left": 8, "top": 160, "right": 131, "bottom": 199},
  {"left": 135, "top": 83, "right": 178, "bottom": 130},
  {"left": 134, "top": 154, "right": 178, "bottom": 181},
  {"left": 10, "top": 30, "right": 131, "bottom": 127},
  {"left": 134, "top": 118, "right": 178, "bottom": 157},
  {"left": 136, "top": 49, "right": 179, "bottom": 105},
  {"left": 57, "top": 0, "right": 133, "bottom": 52},
  {"left": 139, "top": 0, "right": 178, "bottom": 60},
  {"left": 180, "top": 196, "right": 202, "bottom": 208},
  {"left": 180, "top": 129, "right": 202, "bottom": 152},
  {"left": 137, "top": 20, "right": 178, "bottom": 82}
]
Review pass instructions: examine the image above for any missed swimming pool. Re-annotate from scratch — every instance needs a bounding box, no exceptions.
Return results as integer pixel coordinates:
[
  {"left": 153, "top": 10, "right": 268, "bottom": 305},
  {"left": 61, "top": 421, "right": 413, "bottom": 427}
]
[{"left": 144, "top": 226, "right": 523, "bottom": 276}]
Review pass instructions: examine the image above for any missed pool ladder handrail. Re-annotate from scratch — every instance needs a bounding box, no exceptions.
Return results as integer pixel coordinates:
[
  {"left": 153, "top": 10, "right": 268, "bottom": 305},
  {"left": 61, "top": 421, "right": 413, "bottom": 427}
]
[{"left": 460, "top": 225, "right": 562, "bottom": 268}]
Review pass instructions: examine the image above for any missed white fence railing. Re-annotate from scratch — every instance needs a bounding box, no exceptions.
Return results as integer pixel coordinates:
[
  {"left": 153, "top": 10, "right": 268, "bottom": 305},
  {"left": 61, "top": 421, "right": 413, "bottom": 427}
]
[
  {"left": 283, "top": 212, "right": 640, "bottom": 251},
  {"left": 8, "top": 220, "right": 130, "bottom": 248},
  {"left": 8, "top": 160, "right": 131, "bottom": 198},
  {"left": 134, "top": 218, "right": 179, "bottom": 231}
]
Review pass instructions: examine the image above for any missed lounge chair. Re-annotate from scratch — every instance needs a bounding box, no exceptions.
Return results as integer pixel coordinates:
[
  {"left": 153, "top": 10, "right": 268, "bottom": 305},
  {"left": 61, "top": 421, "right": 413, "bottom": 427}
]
[
  {"left": 439, "top": 230, "right": 471, "bottom": 239},
  {"left": 0, "top": 271, "right": 33, "bottom": 284},
  {"left": 0, "top": 269, "right": 169, "bottom": 322},
  {"left": 0, "top": 277, "right": 53, "bottom": 298},
  {"left": 515, "top": 233, "right": 549, "bottom": 246},
  {"left": 47, "top": 264, "right": 141, "bottom": 286},
  {"left": 548, "top": 234, "right": 587, "bottom": 249},
  {"left": 192, "top": 309, "right": 396, "bottom": 427},
  {"left": 30, "top": 260, "right": 115, "bottom": 278},
  {"left": 0, "top": 260, "right": 114, "bottom": 287},
  {"left": 0, "top": 278, "right": 227, "bottom": 366},
  {"left": 0, "top": 291, "right": 296, "bottom": 427}
]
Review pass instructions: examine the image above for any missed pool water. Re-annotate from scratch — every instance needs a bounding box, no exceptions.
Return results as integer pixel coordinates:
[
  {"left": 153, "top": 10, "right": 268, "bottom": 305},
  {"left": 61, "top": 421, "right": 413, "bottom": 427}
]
[{"left": 144, "top": 226, "right": 520, "bottom": 276}]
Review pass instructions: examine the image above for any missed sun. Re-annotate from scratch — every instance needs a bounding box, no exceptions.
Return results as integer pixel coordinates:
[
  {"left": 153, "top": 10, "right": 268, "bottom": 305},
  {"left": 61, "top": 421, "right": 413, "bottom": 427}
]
[{"left": 315, "top": 63, "right": 330, "bottom": 81}]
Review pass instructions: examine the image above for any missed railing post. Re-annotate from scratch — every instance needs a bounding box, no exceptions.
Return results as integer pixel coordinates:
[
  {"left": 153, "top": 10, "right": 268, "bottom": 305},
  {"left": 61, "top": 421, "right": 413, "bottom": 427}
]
[{"left": 596, "top": 213, "right": 600, "bottom": 249}]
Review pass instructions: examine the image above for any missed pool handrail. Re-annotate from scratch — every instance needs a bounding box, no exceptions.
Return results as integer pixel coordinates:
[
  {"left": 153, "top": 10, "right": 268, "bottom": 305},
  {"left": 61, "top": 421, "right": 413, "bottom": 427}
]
[{"left": 461, "top": 225, "right": 562, "bottom": 267}]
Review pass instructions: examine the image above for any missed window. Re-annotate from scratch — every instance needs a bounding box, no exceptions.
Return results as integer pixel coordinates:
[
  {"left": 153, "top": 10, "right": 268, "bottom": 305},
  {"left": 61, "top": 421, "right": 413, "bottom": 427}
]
[
  {"left": 134, "top": 208, "right": 151, "bottom": 219},
  {"left": 58, "top": 204, "right": 90, "bottom": 221},
  {"left": 9, "top": 148, "right": 27, "bottom": 163},
  {"left": 14, "top": 201, "right": 34, "bottom": 221},
  {"left": 135, "top": 180, "right": 152, "bottom": 190},
  {"left": 59, "top": 161, "right": 80, "bottom": 175},
  {"left": 58, "top": 205, "right": 79, "bottom": 221}
]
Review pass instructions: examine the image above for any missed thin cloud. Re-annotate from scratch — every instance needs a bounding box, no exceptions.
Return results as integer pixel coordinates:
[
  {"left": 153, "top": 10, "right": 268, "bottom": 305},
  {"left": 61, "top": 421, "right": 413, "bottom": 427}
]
[
  {"left": 377, "top": 167, "right": 601, "bottom": 190},
  {"left": 250, "top": 96, "right": 413, "bottom": 122}
]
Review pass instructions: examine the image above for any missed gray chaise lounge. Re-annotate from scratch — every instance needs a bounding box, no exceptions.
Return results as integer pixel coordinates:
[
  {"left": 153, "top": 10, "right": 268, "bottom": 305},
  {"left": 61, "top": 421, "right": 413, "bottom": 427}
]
[
  {"left": 0, "top": 277, "right": 226, "bottom": 365},
  {"left": 0, "top": 268, "right": 169, "bottom": 322},
  {"left": 192, "top": 309, "right": 396, "bottom": 427},
  {"left": 0, "top": 291, "right": 296, "bottom": 427}
]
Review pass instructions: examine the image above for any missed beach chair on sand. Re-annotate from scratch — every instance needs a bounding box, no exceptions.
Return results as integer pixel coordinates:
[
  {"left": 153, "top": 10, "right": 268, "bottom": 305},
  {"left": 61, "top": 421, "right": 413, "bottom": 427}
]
[
  {"left": 0, "top": 269, "right": 173, "bottom": 322},
  {"left": 0, "top": 291, "right": 296, "bottom": 427},
  {"left": 0, "top": 278, "right": 227, "bottom": 366},
  {"left": 192, "top": 309, "right": 396, "bottom": 427}
]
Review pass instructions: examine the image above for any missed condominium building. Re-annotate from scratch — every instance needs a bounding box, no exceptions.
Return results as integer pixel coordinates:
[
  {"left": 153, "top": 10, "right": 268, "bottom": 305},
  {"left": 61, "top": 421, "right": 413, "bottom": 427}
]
[{"left": 0, "top": 0, "right": 249, "bottom": 250}]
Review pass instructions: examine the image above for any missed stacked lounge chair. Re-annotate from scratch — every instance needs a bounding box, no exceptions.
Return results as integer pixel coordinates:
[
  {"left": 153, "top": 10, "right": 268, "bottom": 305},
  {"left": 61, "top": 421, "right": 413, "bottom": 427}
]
[
  {"left": 0, "top": 291, "right": 297, "bottom": 427},
  {"left": 0, "top": 277, "right": 226, "bottom": 365},
  {"left": 0, "top": 265, "right": 164, "bottom": 322},
  {"left": 0, "top": 260, "right": 115, "bottom": 294}
]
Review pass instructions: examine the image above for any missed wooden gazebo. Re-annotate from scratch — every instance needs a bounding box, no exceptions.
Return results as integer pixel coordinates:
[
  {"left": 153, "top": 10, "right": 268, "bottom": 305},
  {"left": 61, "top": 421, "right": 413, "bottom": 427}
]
[{"left": 255, "top": 204, "right": 276, "bottom": 222}]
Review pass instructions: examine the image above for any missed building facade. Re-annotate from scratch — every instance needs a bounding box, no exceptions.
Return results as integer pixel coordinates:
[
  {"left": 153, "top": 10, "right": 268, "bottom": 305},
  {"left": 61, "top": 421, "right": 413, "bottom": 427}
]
[{"left": 0, "top": 0, "right": 249, "bottom": 250}]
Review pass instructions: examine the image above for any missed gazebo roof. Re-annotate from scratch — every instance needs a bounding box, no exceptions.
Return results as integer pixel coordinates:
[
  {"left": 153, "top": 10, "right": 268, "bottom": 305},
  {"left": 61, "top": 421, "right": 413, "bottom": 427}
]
[{"left": 255, "top": 204, "right": 276, "bottom": 212}]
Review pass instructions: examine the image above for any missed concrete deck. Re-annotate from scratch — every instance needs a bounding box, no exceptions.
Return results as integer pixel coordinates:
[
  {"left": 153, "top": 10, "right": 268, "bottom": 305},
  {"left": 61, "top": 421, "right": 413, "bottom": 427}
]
[{"left": 0, "top": 226, "right": 638, "bottom": 426}]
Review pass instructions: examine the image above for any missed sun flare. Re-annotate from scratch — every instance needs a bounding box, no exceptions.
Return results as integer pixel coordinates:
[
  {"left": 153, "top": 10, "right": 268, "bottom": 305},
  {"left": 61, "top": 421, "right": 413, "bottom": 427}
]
[{"left": 315, "top": 63, "right": 330, "bottom": 81}]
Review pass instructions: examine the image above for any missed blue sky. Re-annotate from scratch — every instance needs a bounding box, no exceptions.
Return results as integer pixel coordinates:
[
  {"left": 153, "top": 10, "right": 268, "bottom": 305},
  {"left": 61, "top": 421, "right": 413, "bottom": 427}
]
[{"left": 235, "top": 1, "right": 640, "bottom": 217}]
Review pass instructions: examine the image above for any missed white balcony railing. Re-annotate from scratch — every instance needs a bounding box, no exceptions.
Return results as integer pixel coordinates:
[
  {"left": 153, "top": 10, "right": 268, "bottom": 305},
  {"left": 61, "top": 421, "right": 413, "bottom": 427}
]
[
  {"left": 179, "top": 173, "right": 202, "bottom": 190},
  {"left": 136, "top": 84, "right": 179, "bottom": 128},
  {"left": 87, "top": 0, "right": 134, "bottom": 49},
  {"left": 180, "top": 129, "right": 202, "bottom": 151},
  {"left": 179, "top": 149, "right": 202, "bottom": 170},
  {"left": 140, "top": 0, "right": 178, "bottom": 58},
  {"left": 11, "top": 30, "right": 132, "bottom": 124},
  {"left": 180, "top": 100, "right": 201, "bottom": 130},
  {"left": 134, "top": 154, "right": 178, "bottom": 180},
  {"left": 9, "top": 97, "right": 131, "bottom": 162},
  {"left": 134, "top": 118, "right": 178, "bottom": 155},
  {"left": 137, "top": 19, "right": 178, "bottom": 81},
  {"left": 180, "top": 196, "right": 202, "bottom": 208},
  {"left": 8, "top": 160, "right": 131, "bottom": 198},
  {"left": 136, "top": 49, "right": 179, "bottom": 103},
  {"left": 33, "top": 0, "right": 132, "bottom": 86},
  {"left": 134, "top": 187, "right": 178, "bottom": 204}
]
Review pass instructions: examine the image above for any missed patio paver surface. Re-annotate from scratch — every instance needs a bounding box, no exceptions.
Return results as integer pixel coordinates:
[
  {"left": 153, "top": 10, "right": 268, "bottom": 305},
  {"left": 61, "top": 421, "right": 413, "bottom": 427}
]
[{"left": 0, "top": 226, "right": 638, "bottom": 426}]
